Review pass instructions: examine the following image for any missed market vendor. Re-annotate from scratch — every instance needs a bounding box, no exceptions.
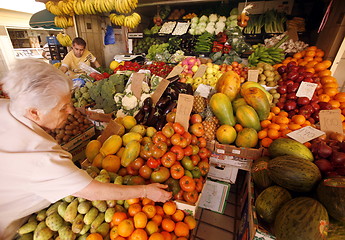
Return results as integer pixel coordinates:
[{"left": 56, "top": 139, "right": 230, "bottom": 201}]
[
  {"left": 0, "top": 59, "right": 171, "bottom": 240},
  {"left": 60, "top": 37, "right": 101, "bottom": 77}
]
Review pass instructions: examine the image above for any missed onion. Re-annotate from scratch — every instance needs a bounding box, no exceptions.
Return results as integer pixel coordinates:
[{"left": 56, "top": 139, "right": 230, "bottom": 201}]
[
  {"left": 314, "top": 159, "right": 334, "bottom": 174},
  {"left": 318, "top": 142, "right": 333, "bottom": 158},
  {"left": 331, "top": 151, "right": 345, "bottom": 167},
  {"left": 329, "top": 132, "right": 345, "bottom": 142}
]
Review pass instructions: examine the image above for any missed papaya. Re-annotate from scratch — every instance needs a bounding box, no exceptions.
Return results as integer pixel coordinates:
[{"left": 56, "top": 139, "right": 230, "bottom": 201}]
[
  {"left": 85, "top": 140, "right": 102, "bottom": 162},
  {"left": 99, "top": 135, "right": 122, "bottom": 156},
  {"left": 232, "top": 98, "right": 247, "bottom": 113},
  {"left": 240, "top": 81, "right": 273, "bottom": 103},
  {"left": 242, "top": 87, "right": 270, "bottom": 121},
  {"left": 235, "top": 128, "right": 258, "bottom": 148},
  {"left": 122, "top": 132, "right": 142, "bottom": 146},
  {"left": 209, "top": 93, "right": 236, "bottom": 126},
  {"left": 216, "top": 71, "right": 241, "bottom": 101},
  {"left": 236, "top": 105, "right": 261, "bottom": 131},
  {"left": 121, "top": 140, "right": 141, "bottom": 167}
]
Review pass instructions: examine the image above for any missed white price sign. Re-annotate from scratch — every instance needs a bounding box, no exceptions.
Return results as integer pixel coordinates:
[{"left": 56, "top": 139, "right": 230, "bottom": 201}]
[
  {"left": 296, "top": 81, "right": 318, "bottom": 100},
  {"left": 247, "top": 69, "right": 259, "bottom": 82},
  {"left": 195, "top": 84, "right": 214, "bottom": 98},
  {"left": 287, "top": 126, "right": 325, "bottom": 144}
]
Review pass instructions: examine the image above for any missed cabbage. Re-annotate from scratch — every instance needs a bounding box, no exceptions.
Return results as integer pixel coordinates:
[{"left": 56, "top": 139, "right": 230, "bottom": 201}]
[
  {"left": 209, "top": 14, "right": 218, "bottom": 22},
  {"left": 199, "top": 15, "right": 208, "bottom": 23}
]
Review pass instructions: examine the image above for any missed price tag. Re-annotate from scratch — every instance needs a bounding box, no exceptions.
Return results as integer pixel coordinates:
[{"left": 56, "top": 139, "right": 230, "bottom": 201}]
[
  {"left": 287, "top": 126, "right": 325, "bottom": 144},
  {"left": 195, "top": 84, "right": 213, "bottom": 98},
  {"left": 296, "top": 81, "right": 318, "bottom": 100},
  {"left": 131, "top": 73, "right": 145, "bottom": 100},
  {"left": 175, "top": 94, "right": 194, "bottom": 131},
  {"left": 247, "top": 70, "right": 259, "bottom": 82},
  {"left": 151, "top": 79, "right": 170, "bottom": 104},
  {"left": 98, "top": 120, "right": 123, "bottom": 144},
  {"left": 166, "top": 65, "right": 183, "bottom": 79},
  {"left": 319, "top": 109, "right": 343, "bottom": 134},
  {"left": 193, "top": 65, "right": 207, "bottom": 79}
]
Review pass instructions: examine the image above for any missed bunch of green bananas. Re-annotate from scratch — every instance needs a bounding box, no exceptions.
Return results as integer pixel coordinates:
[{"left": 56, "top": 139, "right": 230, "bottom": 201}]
[
  {"left": 56, "top": 33, "right": 72, "bottom": 47},
  {"left": 114, "top": 0, "right": 138, "bottom": 14},
  {"left": 54, "top": 16, "right": 74, "bottom": 29},
  {"left": 248, "top": 44, "right": 285, "bottom": 66}
]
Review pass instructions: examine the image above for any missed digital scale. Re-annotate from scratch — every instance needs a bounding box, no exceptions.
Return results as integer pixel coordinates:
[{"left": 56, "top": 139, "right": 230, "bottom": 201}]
[{"left": 113, "top": 54, "right": 145, "bottom": 63}]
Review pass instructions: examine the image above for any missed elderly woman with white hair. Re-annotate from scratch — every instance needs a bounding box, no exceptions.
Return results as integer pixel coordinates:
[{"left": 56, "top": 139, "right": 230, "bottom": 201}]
[{"left": 0, "top": 59, "right": 171, "bottom": 240}]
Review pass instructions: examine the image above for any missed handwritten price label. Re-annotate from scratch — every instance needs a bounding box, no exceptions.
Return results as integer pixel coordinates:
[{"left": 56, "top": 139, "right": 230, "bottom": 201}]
[
  {"left": 131, "top": 73, "right": 145, "bottom": 100},
  {"left": 151, "top": 79, "right": 170, "bottom": 104},
  {"left": 247, "top": 70, "right": 259, "bottom": 82},
  {"left": 193, "top": 65, "right": 207, "bottom": 79},
  {"left": 166, "top": 65, "right": 183, "bottom": 79},
  {"left": 287, "top": 126, "right": 325, "bottom": 144},
  {"left": 195, "top": 84, "right": 213, "bottom": 98},
  {"left": 296, "top": 81, "right": 318, "bottom": 100},
  {"left": 319, "top": 109, "right": 343, "bottom": 134},
  {"left": 175, "top": 94, "right": 194, "bottom": 130}
]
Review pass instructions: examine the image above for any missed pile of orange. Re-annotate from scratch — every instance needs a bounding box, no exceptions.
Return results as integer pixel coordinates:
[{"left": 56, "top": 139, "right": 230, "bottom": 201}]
[
  {"left": 86, "top": 199, "right": 197, "bottom": 240},
  {"left": 258, "top": 107, "right": 314, "bottom": 148}
]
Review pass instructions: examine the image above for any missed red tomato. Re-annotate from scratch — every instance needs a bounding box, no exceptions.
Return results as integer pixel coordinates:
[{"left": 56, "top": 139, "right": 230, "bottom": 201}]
[
  {"left": 191, "top": 135, "right": 198, "bottom": 145},
  {"left": 170, "top": 163, "right": 185, "bottom": 179},
  {"left": 198, "top": 161, "right": 210, "bottom": 176},
  {"left": 147, "top": 157, "right": 161, "bottom": 169},
  {"left": 197, "top": 137, "right": 207, "bottom": 148},
  {"left": 170, "top": 134, "right": 188, "bottom": 148},
  {"left": 128, "top": 157, "right": 145, "bottom": 170},
  {"left": 139, "top": 165, "right": 153, "bottom": 179},
  {"left": 152, "top": 142, "right": 168, "bottom": 159},
  {"left": 198, "top": 147, "right": 211, "bottom": 159},
  {"left": 190, "top": 145, "right": 199, "bottom": 155},
  {"left": 150, "top": 167, "right": 170, "bottom": 183},
  {"left": 170, "top": 145, "right": 184, "bottom": 160},
  {"left": 162, "top": 125, "right": 175, "bottom": 138},
  {"left": 174, "top": 190, "right": 184, "bottom": 200},
  {"left": 126, "top": 165, "right": 139, "bottom": 176},
  {"left": 182, "top": 132, "right": 192, "bottom": 145},
  {"left": 183, "top": 145, "right": 193, "bottom": 156},
  {"left": 194, "top": 177, "right": 204, "bottom": 192},
  {"left": 152, "top": 131, "right": 167, "bottom": 144},
  {"left": 191, "top": 155, "right": 200, "bottom": 166},
  {"left": 183, "top": 190, "right": 198, "bottom": 204},
  {"left": 161, "top": 152, "right": 177, "bottom": 168},
  {"left": 179, "top": 176, "right": 196, "bottom": 192},
  {"left": 172, "top": 122, "right": 185, "bottom": 135}
]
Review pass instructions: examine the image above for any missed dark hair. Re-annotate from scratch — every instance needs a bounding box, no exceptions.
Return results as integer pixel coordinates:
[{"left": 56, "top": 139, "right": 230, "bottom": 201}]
[{"left": 72, "top": 37, "right": 86, "bottom": 47}]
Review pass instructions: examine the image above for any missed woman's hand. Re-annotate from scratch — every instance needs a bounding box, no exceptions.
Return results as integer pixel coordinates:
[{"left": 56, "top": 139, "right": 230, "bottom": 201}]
[{"left": 145, "top": 183, "right": 172, "bottom": 202}]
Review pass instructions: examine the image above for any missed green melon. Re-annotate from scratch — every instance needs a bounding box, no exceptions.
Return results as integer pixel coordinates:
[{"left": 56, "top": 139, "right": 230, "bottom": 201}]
[
  {"left": 268, "top": 138, "right": 314, "bottom": 161},
  {"left": 274, "top": 197, "right": 329, "bottom": 240},
  {"left": 255, "top": 185, "right": 292, "bottom": 223},
  {"left": 268, "top": 155, "right": 321, "bottom": 192}
]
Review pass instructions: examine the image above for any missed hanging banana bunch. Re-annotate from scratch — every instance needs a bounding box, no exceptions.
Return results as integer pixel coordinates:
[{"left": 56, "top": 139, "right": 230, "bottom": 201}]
[
  {"left": 114, "top": 0, "right": 138, "bottom": 14},
  {"left": 54, "top": 16, "right": 74, "bottom": 29},
  {"left": 56, "top": 33, "right": 73, "bottom": 47},
  {"left": 45, "top": 1, "right": 64, "bottom": 16}
]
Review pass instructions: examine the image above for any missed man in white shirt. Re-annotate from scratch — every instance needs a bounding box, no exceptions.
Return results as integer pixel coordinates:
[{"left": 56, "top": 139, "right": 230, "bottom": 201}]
[{"left": 0, "top": 59, "right": 171, "bottom": 239}]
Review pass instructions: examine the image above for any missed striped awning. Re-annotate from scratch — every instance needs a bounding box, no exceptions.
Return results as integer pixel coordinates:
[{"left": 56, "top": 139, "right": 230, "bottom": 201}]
[{"left": 29, "top": 9, "right": 61, "bottom": 29}]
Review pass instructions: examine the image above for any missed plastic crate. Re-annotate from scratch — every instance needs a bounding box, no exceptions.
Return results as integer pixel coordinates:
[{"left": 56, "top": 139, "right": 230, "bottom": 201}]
[{"left": 47, "top": 36, "right": 60, "bottom": 46}]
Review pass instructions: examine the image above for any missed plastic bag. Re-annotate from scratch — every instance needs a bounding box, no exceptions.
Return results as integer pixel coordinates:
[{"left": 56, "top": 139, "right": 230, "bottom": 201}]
[{"left": 104, "top": 25, "right": 115, "bottom": 45}]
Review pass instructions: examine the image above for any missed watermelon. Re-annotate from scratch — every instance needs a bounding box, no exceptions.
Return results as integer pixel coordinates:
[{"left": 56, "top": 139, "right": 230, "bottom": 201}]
[
  {"left": 255, "top": 185, "right": 291, "bottom": 223},
  {"left": 274, "top": 197, "right": 329, "bottom": 240},
  {"left": 268, "top": 138, "right": 314, "bottom": 161},
  {"left": 317, "top": 177, "right": 345, "bottom": 222},
  {"left": 268, "top": 155, "right": 321, "bottom": 192}
]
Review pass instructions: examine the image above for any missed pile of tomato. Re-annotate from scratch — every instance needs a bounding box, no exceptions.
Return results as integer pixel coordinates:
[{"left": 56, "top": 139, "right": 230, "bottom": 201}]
[{"left": 142, "top": 62, "right": 174, "bottom": 78}]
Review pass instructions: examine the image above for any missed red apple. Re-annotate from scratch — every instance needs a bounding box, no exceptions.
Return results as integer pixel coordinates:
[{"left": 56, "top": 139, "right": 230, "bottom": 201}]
[
  {"left": 295, "top": 75, "right": 305, "bottom": 83},
  {"left": 319, "top": 102, "right": 333, "bottom": 110},
  {"left": 277, "top": 65, "right": 287, "bottom": 74},
  {"left": 287, "top": 93, "right": 298, "bottom": 100},
  {"left": 287, "top": 72, "right": 299, "bottom": 81},
  {"left": 287, "top": 83, "right": 300, "bottom": 93},
  {"left": 311, "top": 102, "right": 320, "bottom": 111},
  {"left": 303, "top": 78, "right": 314, "bottom": 83},
  {"left": 297, "top": 97, "right": 310, "bottom": 105},
  {"left": 284, "top": 100, "right": 297, "bottom": 111},
  {"left": 277, "top": 85, "right": 287, "bottom": 94},
  {"left": 287, "top": 61, "right": 297, "bottom": 68}
]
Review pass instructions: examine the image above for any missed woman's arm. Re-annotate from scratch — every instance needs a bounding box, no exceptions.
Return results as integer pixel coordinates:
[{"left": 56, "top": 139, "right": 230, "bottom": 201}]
[{"left": 73, "top": 180, "right": 172, "bottom": 202}]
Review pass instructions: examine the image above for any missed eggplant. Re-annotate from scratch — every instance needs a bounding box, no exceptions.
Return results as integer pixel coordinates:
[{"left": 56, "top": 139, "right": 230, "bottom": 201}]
[
  {"left": 186, "top": 83, "right": 193, "bottom": 95},
  {"left": 134, "top": 108, "right": 146, "bottom": 124},
  {"left": 167, "top": 75, "right": 180, "bottom": 83},
  {"left": 163, "top": 101, "right": 177, "bottom": 115},
  {"left": 142, "top": 97, "right": 153, "bottom": 112},
  {"left": 156, "top": 96, "right": 171, "bottom": 109},
  {"left": 146, "top": 107, "right": 162, "bottom": 126},
  {"left": 156, "top": 118, "right": 166, "bottom": 131}
]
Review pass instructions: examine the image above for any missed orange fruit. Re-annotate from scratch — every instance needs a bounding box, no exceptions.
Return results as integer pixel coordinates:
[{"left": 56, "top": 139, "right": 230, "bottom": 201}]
[
  {"left": 323, "top": 82, "right": 339, "bottom": 89},
  {"left": 128, "top": 203, "right": 142, "bottom": 217},
  {"left": 145, "top": 220, "right": 159, "bottom": 235},
  {"left": 288, "top": 124, "right": 302, "bottom": 131},
  {"left": 303, "top": 56, "right": 314, "bottom": 62},
  {"left": 271, "top": 107, "right": 281, "bottom": 115},
  {"left": 176, "top": 238, "right": 188, "bottom": 240},
  {"left": 118, "top": 219, "right": 135, "bottom": 237},
  {"left": 318, "top": 69, "right": 332, "bottom": 77},
  {"left": 261, "top": 138, "right": 273, "bottom": 147},
  {"left": 314, "top": 63, "right": 327, "bottom": 72},
  {"left": 307, "top": 46, "right": 317, "bottom": 51},
  {"left": 299, "top": 61, "right": 308, "bottom": 66},
  {"left": 142, "top": 198, "right": 155, "bottom": 206},
  {"left": 184, "top": 216, "right": 197, "bottom": 230},
  {"left": 127, "top": 198, "right": 140, "bottom": 205},
  {"left": 314, "top": 57, "right": 323, "bottom": 62},
  {"left": 300, "top": 50, "right": 306, "bottom": 56},
  {"left": 343, "top": 122, "right": 345, "bottom": 131},
  {"left": 268, "top": 123, "right": 280, "bottom": 131},
  {"left": 318, "top": 94, "right": 331, "bottom": 102},
  {"left": 112, "top": 212, "right": 128, "bottom": 226},
  {"left": 278, "top": 124, "right": 289, "bottom": 130},
  {"left": 305, "top": 68, "right": 315, "bottom": 74},
  {"left": 162, "top": 218, "right": 176, "bottom": 232},
  {"left": 234, "top": 123, "right": 243, "bottom": 132},
  {"left": 321, "top": 76, "right": 337, "bottom": 84},
  {"left": 148, "top": 233, "right": 165, "bottom": 240},
  {"left": 321, "top": 60, "right": 332, "bottom": 68},
  {"left": 129, "top": 229, "right": 148, "bottom": 240},
  {"left": 293, "top": 52, "right": 303, "bottom": 59},
  {"left": 315, "top": 50, "right": 325, "bottom": 57},
  {"left": 134, "top": 212, "right": 148, "bottom": 229},
  {"left": 305, "top": 50, "right": 316, "bottom": 58},
  {"left": 163, "top": 201, "right": 177, "bottom": 216},
  {"left": 174, "top": 222, "right": 190, "bottom": 237},
  {"left": 142, "top": 205, "right": 157, "bottom": 219},
  {"left": 87, "top": 233, "right": 103, "bottom": 240},
  {"left": 306, "top": 60, "right": 318, "bottom": 68},
  {"left": 160, "top": 231, "right": 172, "bottom": 240},
  {"left": 102, "top": 155, "right": 121, "bottom": 173},
  {"left": 171, "top": 210, "right": 185, "bottom": 222},
  {"left": 280, "top": 129, "right": 292, "bottom": 138},
  {"left": 113, "top": 237, "right": 126, "bottom": 240},
  {"left": 267, "top": 112, "right": 275, "bottom": 120},
  {"left": 258, "top": 129, "right": 268, "bottom": 139},
  {"left": 155, "top": 206, "right": 164, "bottom": 216},
  {"left": 260, "top": 120, "right": 271, "bottom": 128},
  {"left": 292, "top": 115, "right": 306, "bottom": 125},
  {"left": 110, "top": 226, "right": 120, "bottom": 240},
  {"left": 304, "top": 142, "right": 312, "bottom": 149},
  {"left": 274, "top": 116, "right": 289, "bottom": 124},
  {"left": 151, "top": 214, "right": 163, "bottom": 226},
  {"left": 302, "top": 120, "right": 312, "bottom": 127},
  {"left": 278, "top": 111, "right": 288, "bottom": 117},
  {"left": 324, "top": 87, "right": 339, "bottom": 97},
  {"left": 267, "top": 129, "right": 280, "bottom": 140},
  {"left": 334, "top": 92, "right": 345, "bottom": 102},
  {"left": 329, "top": 100, "right": 341, "bottom": 109}
]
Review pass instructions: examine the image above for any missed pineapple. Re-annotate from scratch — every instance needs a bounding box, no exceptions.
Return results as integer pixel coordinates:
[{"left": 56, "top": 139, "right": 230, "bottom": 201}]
[
  {"left": 202, "top": 105, "right": 219, "bottom": 141},
  {"left": 192, "top": 95, "right": 206, "bottom": 113}
]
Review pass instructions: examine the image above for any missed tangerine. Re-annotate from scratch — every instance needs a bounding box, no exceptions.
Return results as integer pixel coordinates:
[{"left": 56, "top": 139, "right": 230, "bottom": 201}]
[
  {"left": 110, "top": 226, "right": 119, "bottom": 240},
  {"left": 142, "top": 205, "right": 157, "bottom": 219},
  {"left": 145, "top": 220, "right": 159, "bottom": 235},
  {"left": 162, "top": 218, "right": 176, "bottom": 232},
  {"left": 128, "top": 203, "right": 142, "bottom": 217},
  {"left": 323, "top": 87, "right": 339, "bottom": 97},
  {"left": 318, "top": 69, "right": 332, "bottom": 77},
  {"left": 174, "top": 222, "right": 190, "bottom": 237},
  {"left": 292, "top": 115, "right": 306, "bottom": 125},
  {"left": 163, "top": 201, "right": 177, "bottom": 216},
  {"left": 267, "top": 129, "right": 280, "bottom": 139},
  {"left": 184, "top": 216, "right": 197, "bottom": 230},
  {"left": 261, "top": 138, "right": 273, "bottom": 147},
  {"left": 148, "top": 233, "right": 165, "bottom": 240},
  {"left": 171, "top": 210, "right": 185, "bottom": 222},
  {"left": 271, "top": 106, "right": 281, "bottom": 114},
  {"left": 118, "top": 219, "right": 135, "bottom": 237},
  {"left": 134, "top": 212, "right": 148, "bottom": 229},
  {"left": 335, "top": 92, "right": 345, "bottom": 102},
  {"left": 112, "top": 212, "right": 128, "bottom": 226},
  {"left": 257, "top": 130, "right": 268, "bottom": 139},
  {"left": 87, "top": 233, "right": 103, "bottom": 240},
  {"left": 321, "top": 60, "right": 332, "bottom": 68},
  {"left": 129, "top": 229, "right": 148, "bottom": 240}
]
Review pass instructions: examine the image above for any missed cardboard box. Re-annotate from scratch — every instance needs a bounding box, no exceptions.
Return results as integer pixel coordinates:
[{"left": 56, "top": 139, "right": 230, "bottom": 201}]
[
  {"left": 69, "top": 141, "right": 88, "bottom": 163},
  {"left": 77, "top": 106, "right": 114, "bottom": 122},
  {"left": 215, "top": 143, "right": 263, "bottom": 161},
  {"left": 61, "top": 126, "right": 95, "bottom": 151},
  {"left": 209, "top": 153, "right": 254, "bottom": 172},
  {"left": 206, "top": 140, "right": 216, "bottom": 152}
]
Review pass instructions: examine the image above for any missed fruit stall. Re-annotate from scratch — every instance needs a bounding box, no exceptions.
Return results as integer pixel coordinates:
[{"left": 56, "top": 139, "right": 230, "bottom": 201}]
[{"left": 10, "top": 0, "right": 345, "bottom": 239}]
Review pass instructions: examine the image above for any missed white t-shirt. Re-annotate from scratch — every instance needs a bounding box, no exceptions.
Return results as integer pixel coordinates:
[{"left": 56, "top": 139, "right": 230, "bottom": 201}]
[{"left": 0, "top": 99, "right": 93, "bottom": 240}]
